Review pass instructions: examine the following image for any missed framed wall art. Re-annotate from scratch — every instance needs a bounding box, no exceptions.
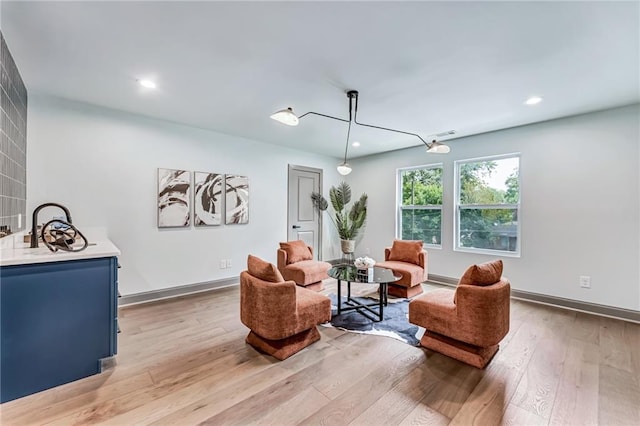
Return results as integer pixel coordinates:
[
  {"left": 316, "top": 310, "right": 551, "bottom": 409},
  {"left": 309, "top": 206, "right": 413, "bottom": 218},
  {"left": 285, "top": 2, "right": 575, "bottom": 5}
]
[
  {"left": 194, "top": 172, "right": 223, "bottom": 226},
  {"left": 157, "top": 168, "right": 191, "bottom": 227},
  {"left": 225, "top": 175, "right": 249, "bottom": 224}
]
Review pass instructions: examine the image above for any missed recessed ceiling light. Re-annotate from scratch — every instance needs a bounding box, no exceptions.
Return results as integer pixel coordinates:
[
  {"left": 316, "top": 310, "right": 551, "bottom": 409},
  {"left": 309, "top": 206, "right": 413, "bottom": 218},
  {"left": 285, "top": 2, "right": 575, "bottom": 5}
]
[
  {"left": 525, "top": 96, "right": 542, "bottom": 105},
  {"left": 138, "top": 79, "right": 157, "bottom": 89},
  {"left": 352, "top": 141, "right": 361, "bottom": 147}
]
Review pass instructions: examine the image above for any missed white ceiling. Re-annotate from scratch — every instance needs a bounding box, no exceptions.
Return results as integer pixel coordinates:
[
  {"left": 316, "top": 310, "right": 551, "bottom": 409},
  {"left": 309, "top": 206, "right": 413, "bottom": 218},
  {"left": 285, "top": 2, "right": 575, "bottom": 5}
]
[{"left": 2, "top": 1, "right": 638, "bottom": 159}]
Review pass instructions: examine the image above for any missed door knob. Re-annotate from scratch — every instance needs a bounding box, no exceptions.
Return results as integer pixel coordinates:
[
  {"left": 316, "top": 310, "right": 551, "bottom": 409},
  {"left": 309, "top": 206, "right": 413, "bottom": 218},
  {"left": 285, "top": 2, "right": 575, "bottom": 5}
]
[{"left": 292, "top": 225, "right": 301, "bottom": 229}]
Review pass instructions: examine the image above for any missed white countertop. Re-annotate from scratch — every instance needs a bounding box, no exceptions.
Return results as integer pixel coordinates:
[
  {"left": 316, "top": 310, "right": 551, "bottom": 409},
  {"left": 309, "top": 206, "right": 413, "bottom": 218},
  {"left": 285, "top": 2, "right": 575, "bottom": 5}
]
[{"left": 0, "top": 239, "right": 121, "bottom": 267}]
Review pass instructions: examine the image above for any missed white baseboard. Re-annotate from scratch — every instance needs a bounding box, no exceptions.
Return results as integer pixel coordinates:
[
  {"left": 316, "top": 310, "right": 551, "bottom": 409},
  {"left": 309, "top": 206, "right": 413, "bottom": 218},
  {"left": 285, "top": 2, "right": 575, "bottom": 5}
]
[{"left": 118, "top": 277, "right": 238, "bottom": 307}]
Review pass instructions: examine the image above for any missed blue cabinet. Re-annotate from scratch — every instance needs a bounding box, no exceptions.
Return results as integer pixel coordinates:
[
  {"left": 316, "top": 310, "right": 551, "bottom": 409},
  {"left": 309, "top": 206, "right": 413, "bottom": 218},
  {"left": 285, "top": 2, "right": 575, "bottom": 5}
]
[{"left": 0, "top": 256, "right": 118, "bottom": 403}]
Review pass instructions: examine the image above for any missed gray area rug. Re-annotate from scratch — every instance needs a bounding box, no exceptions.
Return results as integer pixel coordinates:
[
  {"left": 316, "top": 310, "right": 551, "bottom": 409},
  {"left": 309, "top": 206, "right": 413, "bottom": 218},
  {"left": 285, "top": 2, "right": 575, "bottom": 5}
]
[{"left": 325, "top": 294, "right": 420, "bottom": 346}]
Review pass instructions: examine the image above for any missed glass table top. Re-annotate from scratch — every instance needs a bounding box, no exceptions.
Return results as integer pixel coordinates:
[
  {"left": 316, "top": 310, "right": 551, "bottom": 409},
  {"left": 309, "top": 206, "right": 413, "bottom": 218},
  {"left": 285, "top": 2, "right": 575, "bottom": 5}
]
[{"left": 327, "top": 264, "right": 400, "bottom": 284}]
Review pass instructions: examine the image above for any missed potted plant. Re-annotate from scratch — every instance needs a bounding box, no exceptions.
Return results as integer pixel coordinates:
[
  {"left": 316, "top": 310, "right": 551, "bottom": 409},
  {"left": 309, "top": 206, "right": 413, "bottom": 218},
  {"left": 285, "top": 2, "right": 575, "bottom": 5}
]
[{"left": 311, "top": 181, "right": 367, "bottom": 254}]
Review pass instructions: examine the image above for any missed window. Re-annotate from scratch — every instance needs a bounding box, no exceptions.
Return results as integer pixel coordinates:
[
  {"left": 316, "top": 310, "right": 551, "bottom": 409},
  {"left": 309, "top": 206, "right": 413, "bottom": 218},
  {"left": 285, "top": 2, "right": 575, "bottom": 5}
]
[
  {"left": 398, "top": 165, "right": 443, "bottom": 246},
  {"left": 455, "top": 154, "right": 520, "bottom": 256}
]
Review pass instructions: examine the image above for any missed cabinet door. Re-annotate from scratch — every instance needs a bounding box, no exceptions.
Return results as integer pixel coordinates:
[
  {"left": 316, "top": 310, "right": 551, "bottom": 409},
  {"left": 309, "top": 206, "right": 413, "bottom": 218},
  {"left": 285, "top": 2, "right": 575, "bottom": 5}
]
[
  {"left": 110, "top": 258, "right": 118, "bottom": 355},
  {"left": 1, "top": 257, "right": 117, "bottom": 403}
]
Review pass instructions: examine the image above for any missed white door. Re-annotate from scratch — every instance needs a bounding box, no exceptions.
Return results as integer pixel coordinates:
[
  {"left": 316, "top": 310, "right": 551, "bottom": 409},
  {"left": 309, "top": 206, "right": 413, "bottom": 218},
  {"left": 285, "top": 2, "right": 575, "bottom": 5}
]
[{"left": 288, "top": 165, "right": 323, "bottom": 260}]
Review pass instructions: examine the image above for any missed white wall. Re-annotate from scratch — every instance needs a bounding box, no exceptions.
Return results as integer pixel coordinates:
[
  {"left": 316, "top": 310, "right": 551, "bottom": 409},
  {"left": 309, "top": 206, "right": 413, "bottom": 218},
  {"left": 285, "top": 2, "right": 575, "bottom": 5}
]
[
  {"left": 348, "top": 105, "right": 640, "bottom": 311},
  {"left": 27, "top": 96, "right": 343, "bottom": 295}
]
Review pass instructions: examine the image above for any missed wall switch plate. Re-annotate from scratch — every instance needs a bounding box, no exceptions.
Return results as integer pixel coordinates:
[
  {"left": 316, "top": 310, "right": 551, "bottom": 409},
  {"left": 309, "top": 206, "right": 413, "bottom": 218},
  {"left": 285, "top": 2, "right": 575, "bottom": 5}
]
[
  {"left": 226, "top": 259, "right": 232, "bottom": 268},
  {"left": 579, "top": 275, "right": 591, "bottom": 288}
]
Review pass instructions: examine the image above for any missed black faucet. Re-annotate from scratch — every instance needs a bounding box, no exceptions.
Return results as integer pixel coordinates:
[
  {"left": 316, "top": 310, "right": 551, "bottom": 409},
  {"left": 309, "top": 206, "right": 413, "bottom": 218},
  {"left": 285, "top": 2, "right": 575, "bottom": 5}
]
[{"left": 31, "top": 203, "right": 73, "bottom": 248}]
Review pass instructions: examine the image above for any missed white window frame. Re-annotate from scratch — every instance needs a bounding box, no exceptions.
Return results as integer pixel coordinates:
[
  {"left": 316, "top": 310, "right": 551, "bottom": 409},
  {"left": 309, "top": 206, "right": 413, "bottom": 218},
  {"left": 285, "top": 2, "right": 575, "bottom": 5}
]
[
  {"left": 396, "top": 163, "right": 443, "bottom": 249},
  {"left": 454, "top": 153, "right": 521, "bottom": 257}
]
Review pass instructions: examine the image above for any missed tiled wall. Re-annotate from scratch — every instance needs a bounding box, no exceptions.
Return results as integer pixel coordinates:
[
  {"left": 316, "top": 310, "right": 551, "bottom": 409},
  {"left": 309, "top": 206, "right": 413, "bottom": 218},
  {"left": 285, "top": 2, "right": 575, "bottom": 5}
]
[{"left": 0, "top": 31, "right": 27, "bottom": 235}]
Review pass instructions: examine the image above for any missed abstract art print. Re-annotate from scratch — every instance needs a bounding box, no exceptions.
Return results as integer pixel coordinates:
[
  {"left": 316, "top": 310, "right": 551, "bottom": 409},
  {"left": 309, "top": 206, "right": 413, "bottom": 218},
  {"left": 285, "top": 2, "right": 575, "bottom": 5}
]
[
  {"left": 225, "top": 175, "right": 249, "bottom": 224},
  {"left": 194, "top": 172, "right": 223, "bottom": 226},
  {"left": 157, "top": 168, "right": 191, "bottom": 227}
]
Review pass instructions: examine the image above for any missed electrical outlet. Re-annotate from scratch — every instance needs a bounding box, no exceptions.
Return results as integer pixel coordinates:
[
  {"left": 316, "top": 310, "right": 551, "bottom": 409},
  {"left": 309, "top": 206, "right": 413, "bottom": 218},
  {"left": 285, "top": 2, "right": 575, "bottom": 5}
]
[
  {"left": 365, "top": 247, "right": 370, "bottom": 255},
  {"left": 220, "top": 260, "right": 226, "bottom": 269},
  {"left": 226, "top": 259, "right": 232, "bottom": 268},
  {"left": 579, "top": 275, "right": 591, "bottom": 289}
]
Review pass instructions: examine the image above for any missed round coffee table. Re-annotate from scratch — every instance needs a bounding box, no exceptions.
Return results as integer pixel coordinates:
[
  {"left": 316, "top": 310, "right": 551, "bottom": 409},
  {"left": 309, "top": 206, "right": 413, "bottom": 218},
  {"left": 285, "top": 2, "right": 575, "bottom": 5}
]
[{"left": 327, "top": 264, "right": 401, "bottom": 322}]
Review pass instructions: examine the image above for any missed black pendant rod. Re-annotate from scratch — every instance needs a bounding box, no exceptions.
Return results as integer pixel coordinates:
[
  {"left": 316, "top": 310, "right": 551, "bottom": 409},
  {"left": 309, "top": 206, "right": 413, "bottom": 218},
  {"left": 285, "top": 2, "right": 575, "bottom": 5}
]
[
  {"left": 349, "top": 90, "right": 430, "bottom": 147},
  {"left": 341, "top": 93, "right": 355, "bottom": 163},
  {"left": 297, "top": 111, "right": 350, "bottom": 123},
  {"left": 295, "top": 90, "right": 435, "bottom": 149},
  {"left": 343, "top": 120, "right": 352, "bottom": 164}
]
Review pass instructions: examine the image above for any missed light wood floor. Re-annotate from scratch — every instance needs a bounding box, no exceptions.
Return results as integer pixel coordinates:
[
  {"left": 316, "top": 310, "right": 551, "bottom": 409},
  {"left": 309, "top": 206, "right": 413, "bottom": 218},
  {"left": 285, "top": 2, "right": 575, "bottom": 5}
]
[{"left": 2, "top": 280, "right": 639, "bottom": 425}]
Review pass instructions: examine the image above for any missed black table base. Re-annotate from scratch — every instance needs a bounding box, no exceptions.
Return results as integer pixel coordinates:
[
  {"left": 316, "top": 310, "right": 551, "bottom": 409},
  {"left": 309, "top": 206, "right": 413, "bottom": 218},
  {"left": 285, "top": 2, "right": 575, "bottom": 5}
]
[{"left": 337, "top": 280, "right": 388, "bottom": 322}]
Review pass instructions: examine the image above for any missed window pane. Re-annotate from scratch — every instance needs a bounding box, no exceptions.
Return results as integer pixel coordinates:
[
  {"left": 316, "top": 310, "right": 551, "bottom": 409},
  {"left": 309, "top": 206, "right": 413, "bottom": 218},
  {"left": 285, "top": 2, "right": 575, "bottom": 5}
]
[
  {"left": 401, "top": 209, "right": 442, "bottom": 245},
  {"left": 459, "top": 208, "right": 518, "bottom": 252},
  {"left": 401, "top": 168, "right": 443, "bottom": 206},
  {"left": 459, "top": 157, "right": 519, "bottom": 205}
]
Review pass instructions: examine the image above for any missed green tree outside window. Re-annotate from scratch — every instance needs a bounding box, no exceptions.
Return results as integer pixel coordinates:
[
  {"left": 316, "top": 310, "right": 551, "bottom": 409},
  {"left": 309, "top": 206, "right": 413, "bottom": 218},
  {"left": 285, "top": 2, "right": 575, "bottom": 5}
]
[
  {"left": 400, "top": 167, "right": 442, "bottom": 244},
  {"left": 457, "top": 156, "right": 520, "bottom": 252}
]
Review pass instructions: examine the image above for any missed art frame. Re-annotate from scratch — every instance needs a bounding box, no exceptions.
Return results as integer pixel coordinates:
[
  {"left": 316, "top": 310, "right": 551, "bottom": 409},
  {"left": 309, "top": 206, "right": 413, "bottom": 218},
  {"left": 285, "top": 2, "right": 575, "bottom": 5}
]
[
  {"left": 157, "top": 168, "right": 191, "bottom": 228},
  {"left": 225, "top": 174, "right": 249, "bottom": 224},
  {"left": 193, "top": 171, "right": 223, "bottom": 226}
]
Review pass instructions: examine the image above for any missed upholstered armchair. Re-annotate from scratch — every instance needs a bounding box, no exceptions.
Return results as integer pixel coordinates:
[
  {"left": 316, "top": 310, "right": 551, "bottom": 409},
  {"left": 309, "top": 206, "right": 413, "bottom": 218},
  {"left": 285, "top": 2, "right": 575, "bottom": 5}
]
[
  {"left": 277, "top": 240, "right": 332, "bottom": 291},
  {"left": 376, "top": 240, "right": 428, "bottom": 298},
  {"left": 409, "top": 260, "right": 511, "bottom": 368},
  {"left": 240, "top": 255, "right": 332, "bottom": 360}
]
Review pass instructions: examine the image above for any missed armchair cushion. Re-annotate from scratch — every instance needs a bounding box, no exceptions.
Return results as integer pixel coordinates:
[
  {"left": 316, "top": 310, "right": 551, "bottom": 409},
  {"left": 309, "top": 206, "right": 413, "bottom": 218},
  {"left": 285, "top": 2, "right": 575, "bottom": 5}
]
[
  {"left": 459, "top": 259, "right": 503, "bottom": 286},
  {"left": 388, "top": 240, "right": 423, "bottom": 264},
  {"left": 295, "top": 287, "right": 332, "bottom": 329},
  {"left": 409, "top": 288, "right": 456, "bottom": 331},
  {"left": 282, "top": 260, "right": 331, "bottom": 285},
  {"left": 247, "top": 254, "right": 285, "bottom": 283},
  {"left": 376, "top": 260, "right": 423, "bottom": 287},
  {"left": 279, "top": 240, "right": 313, "bottom": 264}
]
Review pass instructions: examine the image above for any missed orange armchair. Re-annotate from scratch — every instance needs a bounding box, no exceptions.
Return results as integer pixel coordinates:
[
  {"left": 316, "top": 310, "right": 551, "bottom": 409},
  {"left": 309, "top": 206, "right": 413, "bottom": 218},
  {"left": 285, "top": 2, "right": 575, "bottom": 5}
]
[
  {"left": 240, "top": 255, "right": 331, "bottom": 360},
  {"left": 408, "top": 260, "right": 510, "bottom": 368},
  {"left": 277, "top": 240, "right": 331, "bottom": 291},
  {"left": 376, "top": 240, "right": 428, "bottom": 298}
]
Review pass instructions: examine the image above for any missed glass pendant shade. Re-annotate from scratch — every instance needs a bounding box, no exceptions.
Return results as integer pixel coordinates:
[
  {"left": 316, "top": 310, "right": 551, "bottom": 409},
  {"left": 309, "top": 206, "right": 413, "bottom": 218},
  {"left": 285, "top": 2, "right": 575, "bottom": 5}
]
[
  {"left": 337, "top": 162, "right": 352, "bottom": 175},
  {"left": 270, "top": 107, "right": 299, "bottom": 126},
  {"left": 426, "top": 141, "right": 451, "bottom": 154}
]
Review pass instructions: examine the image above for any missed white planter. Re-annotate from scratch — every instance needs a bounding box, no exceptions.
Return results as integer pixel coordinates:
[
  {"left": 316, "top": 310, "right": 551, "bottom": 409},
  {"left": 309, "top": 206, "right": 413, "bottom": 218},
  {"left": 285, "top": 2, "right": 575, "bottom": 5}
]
[{"left": 340, "top": 239, "right": 355, "bottom": 254}]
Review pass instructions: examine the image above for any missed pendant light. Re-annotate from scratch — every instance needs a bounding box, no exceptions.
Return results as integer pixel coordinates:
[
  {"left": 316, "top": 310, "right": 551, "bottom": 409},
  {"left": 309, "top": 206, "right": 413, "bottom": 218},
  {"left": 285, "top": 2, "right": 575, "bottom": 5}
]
[
  {"left": 337, "top": 163, "right": 352, "bottom": 175},
  {"left": 337, "top": 120, "right": 353, "bottom": 175},
  {"left": 269, "top": 107, "right": 299, "bottom": 126},
  {"left": 270, "top": 90, "right": 451, "bottom": 175},
  {"left": 426, "top": 140, "right": 451, "bottom": 153}
]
